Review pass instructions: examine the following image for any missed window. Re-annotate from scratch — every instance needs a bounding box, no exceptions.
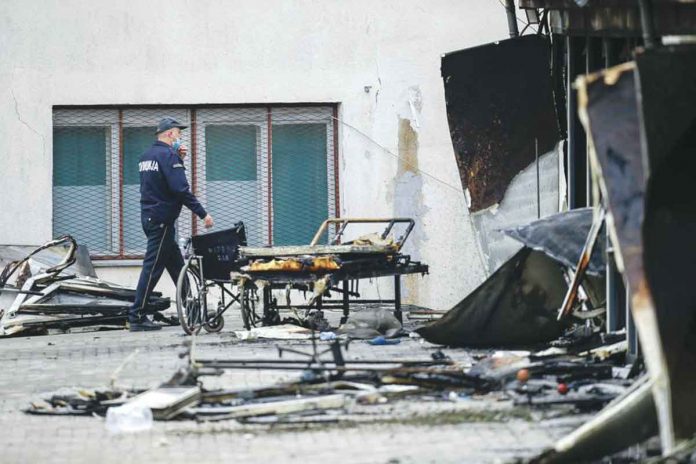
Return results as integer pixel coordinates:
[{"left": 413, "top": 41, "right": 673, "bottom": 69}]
[{"left": 52, "top": 106, "right": 338, "bottom": 258}]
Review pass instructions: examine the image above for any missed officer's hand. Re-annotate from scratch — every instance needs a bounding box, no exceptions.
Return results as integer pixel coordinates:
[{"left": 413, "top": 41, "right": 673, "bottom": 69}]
[
  {"left": 204, "top": 214, "right": 214, "bottom": 229},
  {"left": 178, "top": 145, "right": 188, "bottom": 159}
]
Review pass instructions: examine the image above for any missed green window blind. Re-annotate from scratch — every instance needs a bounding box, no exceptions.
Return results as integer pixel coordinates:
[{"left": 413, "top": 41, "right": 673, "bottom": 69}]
[
  {"left": 205, "top": 124, "right": 260, "bottom": 239},
  {"left": 52, "top": 126, "right": 109, "bottom": 253},
  {"left": 205, "top": 125, "right": 257, "bottom": 181},
  {"left": 272, "top": 123, "right": 328, "bottom": 245}
]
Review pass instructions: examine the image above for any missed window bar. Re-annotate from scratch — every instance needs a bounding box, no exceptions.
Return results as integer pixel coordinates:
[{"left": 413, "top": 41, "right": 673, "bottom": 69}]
[
  {"left": 267, "top": 106, "right": 273, "bottom": 246},
  {"left": 332, "top": 105, "right": 341, "bottom": 233},
  {"left": 118, "top": 109, "right": 125, "bottom": 257},
  {"left": 191, "top": 109, "right": 198, "bottom": 236},
  {"left": 108, "top": 116, "right": 120, "bottom": 259}
]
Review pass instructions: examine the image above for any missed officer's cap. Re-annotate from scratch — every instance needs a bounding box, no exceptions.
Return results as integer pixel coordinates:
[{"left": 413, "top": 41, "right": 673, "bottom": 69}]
[{"left": 156, "top": 117, "right": 188, "bottom": 134}]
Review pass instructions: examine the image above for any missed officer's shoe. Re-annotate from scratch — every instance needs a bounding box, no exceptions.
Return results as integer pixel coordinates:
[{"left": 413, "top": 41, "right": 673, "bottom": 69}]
[{"left": 129, "top": 317, "right": 162, "bottom": 332}]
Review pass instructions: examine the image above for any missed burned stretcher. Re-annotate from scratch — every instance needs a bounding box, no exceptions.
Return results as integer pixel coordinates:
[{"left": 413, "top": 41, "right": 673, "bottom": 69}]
[
  {"left": 0, "top": 236, "right": 172, "bottom": 337},
  {"left": 175, "top": 218, "right": 428, "bottom": 335}
]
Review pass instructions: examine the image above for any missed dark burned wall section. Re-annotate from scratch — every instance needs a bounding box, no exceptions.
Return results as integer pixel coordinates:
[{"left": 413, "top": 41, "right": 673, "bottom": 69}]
[
  {"left": 639, "top": 47, "right": 696, "bottom": 438},
  {"left": 442, "top": 35, "right": 560, "bottom": 213},
  {"left": 442, "top": 35, "right": 562, "bottom": 273}
]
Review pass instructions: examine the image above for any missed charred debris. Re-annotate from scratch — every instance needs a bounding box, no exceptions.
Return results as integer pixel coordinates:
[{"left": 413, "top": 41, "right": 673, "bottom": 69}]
[
  {"left": 426, "top": 0, "right": 696, "bottom": 461},
  {"left": 25, "top": 337, "right": 639, "bottom": 433},
  {"left": 0, "top": 236, "right": 176, "bottom": 337}
]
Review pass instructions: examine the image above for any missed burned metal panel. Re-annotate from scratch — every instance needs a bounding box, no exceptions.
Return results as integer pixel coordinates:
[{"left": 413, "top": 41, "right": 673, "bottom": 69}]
[
  {"left": 0, "top": 243, "right": 96, "bottom": 280},
  {"left": 636, "top": 46, "right": 696, "bottom": 173},
  {"left": 417, "top": 248, "right": 568, "bottom": 347},
  {"left": 576, "top": 58, "right": 695, "bottom": 453},
  {"left": 470, "top": 149, "right": 561, "bottom": 273},
  {"left": 442, "top": 35, "right": 560, "bottom": 212},
  {"left": 638, "top": 47, "right": 696, "bottom": 439},
  {"left": 577, "top": 63, "right": 671, "bottom": 451},
  {"left": 580, "top": 64, "right": 645, "bottom": 287},
  {"left": 502, "top": 208, "right": 606, "bottom": 275}
]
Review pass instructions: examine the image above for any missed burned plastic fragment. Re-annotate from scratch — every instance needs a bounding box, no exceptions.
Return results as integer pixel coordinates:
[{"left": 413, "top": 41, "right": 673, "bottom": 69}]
[{"left": 417, "top": 248, "right": 569, "bottom": 347}]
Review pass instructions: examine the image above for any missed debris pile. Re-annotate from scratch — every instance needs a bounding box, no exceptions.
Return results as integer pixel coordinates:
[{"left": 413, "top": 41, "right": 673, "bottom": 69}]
[
  {"left": 25, "top": 332, "right": 640, "bottom": 432},
  {"left": 439, "top": 21, "right": 696, "bottom": 460},
  {"left": 0, "top": 236, "right": 175, "bottom": 336}
]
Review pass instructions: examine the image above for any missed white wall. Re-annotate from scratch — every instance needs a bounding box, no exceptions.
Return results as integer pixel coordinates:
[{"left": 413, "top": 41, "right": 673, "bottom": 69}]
[{"left": 0, "top": 0, "right": 508, "bottom": 310}]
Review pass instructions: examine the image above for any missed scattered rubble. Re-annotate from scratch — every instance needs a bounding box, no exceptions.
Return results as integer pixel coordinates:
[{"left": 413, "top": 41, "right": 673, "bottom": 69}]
[
  {"left": 0, "top": 236, "right": 175, "bottom": 336},
  {"left": 25, "top": 331, "right": 641, "bottom": 437}
]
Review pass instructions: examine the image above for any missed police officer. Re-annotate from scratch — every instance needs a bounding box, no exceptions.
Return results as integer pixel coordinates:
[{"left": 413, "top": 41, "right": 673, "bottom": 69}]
[{"left": 129, "top": 117, "right": 214, "bottom": 332}]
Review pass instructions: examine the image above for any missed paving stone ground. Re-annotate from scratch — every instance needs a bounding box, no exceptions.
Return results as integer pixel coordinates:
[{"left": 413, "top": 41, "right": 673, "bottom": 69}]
[{"left": 0, "top": 307, "right": 585, "bottom": 464}]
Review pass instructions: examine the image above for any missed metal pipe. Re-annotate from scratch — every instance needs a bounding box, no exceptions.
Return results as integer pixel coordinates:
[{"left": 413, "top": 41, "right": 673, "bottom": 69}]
[
  {"left": 638, "top": 0, "right": 659, "bottom": 49},
  {"left": 503, "top": 0, "right": 519, "bottom": 38},
  {"left": 197, "top": 358, "right": 454, "bottom": 366},
  {"left": 606, "top": 243, "right": 619, "bottom": 333},
  {"left": 197, "top": 364, "right": 465, "bottom": 374},
  {"left": 566, "top": 36, "right": 587, "bottom": 209}
]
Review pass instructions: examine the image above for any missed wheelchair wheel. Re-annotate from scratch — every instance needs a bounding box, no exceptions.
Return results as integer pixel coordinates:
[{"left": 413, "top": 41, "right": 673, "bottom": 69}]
[
  {"left": 203, "top": 301, "right": 225, "bottom": 333},
  {"left": 176, "top": 257, "right": 204, "bottom": 335},
  {"left": 241, "top": 283, "right": 259, "bottom": 331}
]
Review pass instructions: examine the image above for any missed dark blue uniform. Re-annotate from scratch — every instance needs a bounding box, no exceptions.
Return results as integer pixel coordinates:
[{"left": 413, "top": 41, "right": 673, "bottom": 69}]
[{"left": 130, "top": 141, "right": 207, "bottom": 322}]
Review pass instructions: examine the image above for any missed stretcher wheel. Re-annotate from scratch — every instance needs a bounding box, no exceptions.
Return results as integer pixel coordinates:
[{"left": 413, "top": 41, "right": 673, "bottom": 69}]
[{"left": 176, "top": 257, "right": 204, "bottom": 335}]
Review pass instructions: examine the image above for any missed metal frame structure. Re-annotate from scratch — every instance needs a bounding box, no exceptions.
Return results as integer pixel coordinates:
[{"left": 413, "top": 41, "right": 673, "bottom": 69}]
[{"left": 175, "top": 218, "right": 428, "bottom": 334}]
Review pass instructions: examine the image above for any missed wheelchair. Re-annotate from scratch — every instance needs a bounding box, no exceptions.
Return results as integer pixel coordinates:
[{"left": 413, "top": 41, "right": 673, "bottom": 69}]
[{"left": 175, "top": 222, "right": 261, "bottom": 335}]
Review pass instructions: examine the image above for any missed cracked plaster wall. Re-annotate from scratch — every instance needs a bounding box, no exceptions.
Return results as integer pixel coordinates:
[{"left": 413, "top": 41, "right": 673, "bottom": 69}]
[{"left": 0, "top": 0, "right": 506, "bottom": 310}]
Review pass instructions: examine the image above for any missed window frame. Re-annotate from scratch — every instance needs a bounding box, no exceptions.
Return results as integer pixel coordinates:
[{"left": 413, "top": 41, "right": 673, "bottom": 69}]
[{"left": 52, "top": 104, "right": 341, "bottom": 260}]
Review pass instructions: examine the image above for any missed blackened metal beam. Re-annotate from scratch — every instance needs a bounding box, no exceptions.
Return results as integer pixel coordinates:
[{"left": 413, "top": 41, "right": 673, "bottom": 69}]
[
  {"left": 504, "top": 0, "right": 520, "bottom": 38},
  {"left": 566, "top": 36, "right": 587, "bottom": 209},
  {"left": 638, "top": 0, "right": 659, "bottom": 49}
]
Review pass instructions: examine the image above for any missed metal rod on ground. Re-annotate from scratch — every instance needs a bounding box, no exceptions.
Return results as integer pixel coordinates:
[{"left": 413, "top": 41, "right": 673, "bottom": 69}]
[
  {"left": 394, "top": 275, "right": 402, "bottom": 324},
  {"left": 196, "top": 358, "right": 455, "bottom": 365},
  {"left": 536, "top": 137, "right": 541, "bottom": 219},
  {"left": 195, "top": 364, "right": 465, "bottom": 374},
  {"left": 0, "top": 287, "right": 44, "bottom": 296}
]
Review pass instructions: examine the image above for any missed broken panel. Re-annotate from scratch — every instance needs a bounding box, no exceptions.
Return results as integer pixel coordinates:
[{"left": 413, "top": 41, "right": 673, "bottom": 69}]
[
  {"left": 442, "top": 35, "right": 563, "bottom": 272},
  {"left": 0, "top": 237, "right": 171, "bottom": 336},
  {"left": 442, "top": 35, "right": 560, "bottom": 213},
  {"left": 574, "top": 50, "right": 696, "bottom": 455},
  {"left": 637, "top": 46, "right": 696, "bottom": 441},
  {"left": 417, "top": 248, "right": 568, "bottom": 347},
  {"left": 502, "top": 208, "right": 606, "bottom": 276}
]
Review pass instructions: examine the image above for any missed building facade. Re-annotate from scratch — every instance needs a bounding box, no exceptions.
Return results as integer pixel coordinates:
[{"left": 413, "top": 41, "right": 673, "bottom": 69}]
[{"left": 0, "top": 0, "right": 509, "bottom": 309}]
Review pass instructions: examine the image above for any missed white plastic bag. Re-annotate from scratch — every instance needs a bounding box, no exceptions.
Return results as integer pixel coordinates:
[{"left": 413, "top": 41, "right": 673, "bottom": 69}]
[{"left": 105, "top": 403, "right": 153, "bottom": 434}]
